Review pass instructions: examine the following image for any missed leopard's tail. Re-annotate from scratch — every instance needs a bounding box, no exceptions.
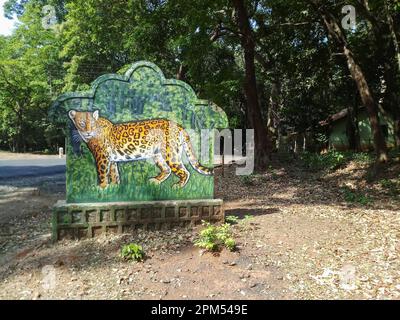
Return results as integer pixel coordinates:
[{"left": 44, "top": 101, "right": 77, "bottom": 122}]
[{"left": 182, "top": 131, "right": 213, "bottom": 176}]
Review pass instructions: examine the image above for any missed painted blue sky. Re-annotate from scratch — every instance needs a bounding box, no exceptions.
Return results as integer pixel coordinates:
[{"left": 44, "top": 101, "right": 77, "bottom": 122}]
[{"left": 0, "top": 0, "right": 18, "bottom": 36}]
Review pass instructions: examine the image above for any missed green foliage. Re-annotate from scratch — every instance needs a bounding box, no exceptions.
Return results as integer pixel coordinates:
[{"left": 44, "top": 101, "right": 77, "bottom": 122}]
[
  {"left": 301, "top": 151, "right": 374, "bottom": 171},
  {"left": 1, "top": 0, "right": 400, "bottom": 159},
  {"left": 242, "top": 215, "right": 253, "bottom": 222},
  {"left": 225, "top": 215, "right": 239, "bottom": 225},
  {"left": 379, "top": 179, "right": 400, "bottom": 197},
  {"left": 301, "top": 151, "right": 346, "bottom": 171},
  {"left": 341, "top": 186, "right": 372, "bottom": 205},
  {"left": 120, "top": 243, "right": 144, "bottom": 262},
  {"left": 194, "top": 221, "right": 236, "bottom": 252},
  {"left": 226, "top": 214, "right": 253, "bottom": 227},
  {"left": 0, "top": 2, "right": 65, "bottom": 152}
]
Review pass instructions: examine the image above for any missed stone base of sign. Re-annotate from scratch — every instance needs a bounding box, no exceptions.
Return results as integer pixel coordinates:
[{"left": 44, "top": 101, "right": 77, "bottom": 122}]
[{"left": 52, "top": 199, "right": 224, "bottom": 241}]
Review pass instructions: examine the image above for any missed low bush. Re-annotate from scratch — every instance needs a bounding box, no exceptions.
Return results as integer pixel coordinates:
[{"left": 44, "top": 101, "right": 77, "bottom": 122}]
[
  {"left": 341, "top": 186, "right": 372, "bottom": 205},
  {"left": 301, "top": 151, "right": 372, "bottom": 171},
  {"left": 120, "top": 243, "right": 145, "bottom": 262},
  {"left": 194, "top": 221, "right": 236, "bottom": 252}
]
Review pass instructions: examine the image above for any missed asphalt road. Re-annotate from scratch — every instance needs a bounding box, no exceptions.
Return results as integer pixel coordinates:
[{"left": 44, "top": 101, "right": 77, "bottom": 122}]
[{"left": 0, "top": 158, "right": 66, "bottom": 180}]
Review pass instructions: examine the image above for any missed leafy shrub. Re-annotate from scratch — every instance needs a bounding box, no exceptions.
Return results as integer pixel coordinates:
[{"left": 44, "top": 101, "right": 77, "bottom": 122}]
[
  {"left": 341, "top": 186, "right": 372, "bottom": 205},
  {"left": 120, "top": 243, "right": 144, "bottom": 262},
  {"left": 226, "top": 214, "right": 253, "bottom": 231},
  {"left": 380, "top": 179, "right": 400, "bottom": 196},
  {"left": 301, "top": 151, "right": 373, "bottom": 171},
  {"left": 194, "top": 221, "right": 236, "bottom": 252},
  {"left": 225, "top": 215, "right": 239, "bottom": 225},
  {"left": 301, "top": 150, "right": 346, "bottom": 171},
  {"left": 242, "top": 215, "right": 253, "bottom": 222}
]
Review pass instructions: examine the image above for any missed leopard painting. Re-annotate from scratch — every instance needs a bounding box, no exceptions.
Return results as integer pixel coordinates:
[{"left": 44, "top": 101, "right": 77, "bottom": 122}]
[{"left": 68, "top": 110, "right": 212, "bottom": 189}]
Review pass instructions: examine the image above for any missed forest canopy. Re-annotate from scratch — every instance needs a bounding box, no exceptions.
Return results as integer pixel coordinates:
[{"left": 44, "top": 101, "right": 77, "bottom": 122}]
[{"left": 0, "top": 0, "right": 399, "bottom": 169}]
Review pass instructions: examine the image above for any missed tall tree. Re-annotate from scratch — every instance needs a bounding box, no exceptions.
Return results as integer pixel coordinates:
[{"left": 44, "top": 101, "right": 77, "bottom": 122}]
[
  {"left": 0, "top": 1, "right": 65, "bottom": 152},
  {"left": 312, "top": 0, "right": 388, "bottom": 162},
  {"left": 354, "top": 0, "right": 400, "bottom": 149},
  {"left": 232, "top": 0, "right": 271, "bottom": 170}
]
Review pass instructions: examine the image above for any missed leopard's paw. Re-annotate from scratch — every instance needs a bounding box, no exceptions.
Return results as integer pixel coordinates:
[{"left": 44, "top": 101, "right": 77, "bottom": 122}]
[
  {"left": 99, "top": 183, "right": 109, "bottom": 189},
  {"left": 172, "top": 182, "right": 185, "bottom": 189}
]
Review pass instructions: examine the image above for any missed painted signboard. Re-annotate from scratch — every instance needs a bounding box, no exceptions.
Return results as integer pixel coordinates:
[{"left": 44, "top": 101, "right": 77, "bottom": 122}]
[{"left": 50, "top": 61, "right": 228, "bottom": 204}]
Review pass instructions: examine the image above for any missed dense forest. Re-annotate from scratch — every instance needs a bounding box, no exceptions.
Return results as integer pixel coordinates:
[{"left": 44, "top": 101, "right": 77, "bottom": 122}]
[{"left": 0, "top": 0, "right": 399, "bottom": 171}]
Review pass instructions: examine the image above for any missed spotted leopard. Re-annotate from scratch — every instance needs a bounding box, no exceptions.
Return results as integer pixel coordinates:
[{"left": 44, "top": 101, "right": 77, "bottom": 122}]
[{"left": 68, "top": 110, "right": 212, "bottom": 189}]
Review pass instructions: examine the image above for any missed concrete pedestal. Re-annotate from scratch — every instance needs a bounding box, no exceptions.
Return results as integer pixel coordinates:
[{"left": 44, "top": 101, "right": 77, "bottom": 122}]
[{"left": 52, "top": 199, "right": 224, "bottom": 241}]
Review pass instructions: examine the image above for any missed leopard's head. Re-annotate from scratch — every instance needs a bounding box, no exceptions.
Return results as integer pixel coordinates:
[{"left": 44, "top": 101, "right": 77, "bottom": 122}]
[{"left": 68, "top": 110, "right": 102, "bottom": 142}]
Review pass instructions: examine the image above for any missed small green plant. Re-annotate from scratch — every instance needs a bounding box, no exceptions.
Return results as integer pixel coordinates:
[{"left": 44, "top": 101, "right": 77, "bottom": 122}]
[
  {"left": 120, "top": 243, "right": 144, "bottom": 262},
  {"left": 242, "top": 215, "right": 253, "bottom": 222},
  {"left": 300, "top": 151, "right": 374, "bottom": 172},
  {"left": 380, "top": 179, "right": 400, "bottom": 196},
  {"left": 194, "top": 221, "right": 236, "bottom": 252},
  {"left": 341, "top": 186, "right": 372, "bottom": 205},
  {"left": 380, "top": 178, "right": 395, "bottom": 189},
  {"left": 301, "top": 150, "right": 346, "bottom": 171},
  {"left": 223, "top": 237, "right": 236, "bottom": 251},
  {"left": 225, "top": 215, "right": 239, "bottom": 225}
]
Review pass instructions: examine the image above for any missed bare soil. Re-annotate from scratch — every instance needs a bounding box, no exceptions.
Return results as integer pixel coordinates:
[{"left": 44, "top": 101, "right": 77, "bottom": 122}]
[{"left": 0, "top": 157, "right": 399, "bottom": 300}]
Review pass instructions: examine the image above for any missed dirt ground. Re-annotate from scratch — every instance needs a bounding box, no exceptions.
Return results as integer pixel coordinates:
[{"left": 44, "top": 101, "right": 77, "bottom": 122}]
[{"left": 0, "top": 156, "right": 399, "bottom": 300}]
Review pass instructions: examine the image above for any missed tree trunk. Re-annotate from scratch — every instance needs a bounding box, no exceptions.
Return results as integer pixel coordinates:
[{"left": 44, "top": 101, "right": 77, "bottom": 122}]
[
  {"left": 313, "top": 2, "right": 388, "bottom": 162},
  {"left": 394, "top": 120, "right": 400, "bottom": 148},
  {"left": 356, "top": 0, "right": 400, "bottom": 151},
  {"left": 232, "top": 0, "right": 271, "bottom": 171},
  {"left": 376, "top": 4, "right": 400, "bottom": 150},
  {"left": 343, "top": 46, "right": 388, "bottom": 162},
  {"left": 267, "top": 81, "right": 280, "bottom": 150},
  {"left": 349, "top": 87, "right": 361, "bottom": 151},
  {"left": 176, "top": 63, "right": 187, "bottom": 81},
  {"left": 15, "top": 103, "right": 24, "bottom": 153},
  {"left": 385, "top": 0, "right": 400, "bottom": 74},
  {"left": 255, "top": 52, "right": 281, "bottom": 151}
]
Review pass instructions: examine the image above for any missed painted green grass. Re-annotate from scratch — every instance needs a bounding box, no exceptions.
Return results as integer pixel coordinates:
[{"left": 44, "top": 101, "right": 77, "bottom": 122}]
[{"left": 66, "top": 143, "right": 213, "bottom": 203}]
